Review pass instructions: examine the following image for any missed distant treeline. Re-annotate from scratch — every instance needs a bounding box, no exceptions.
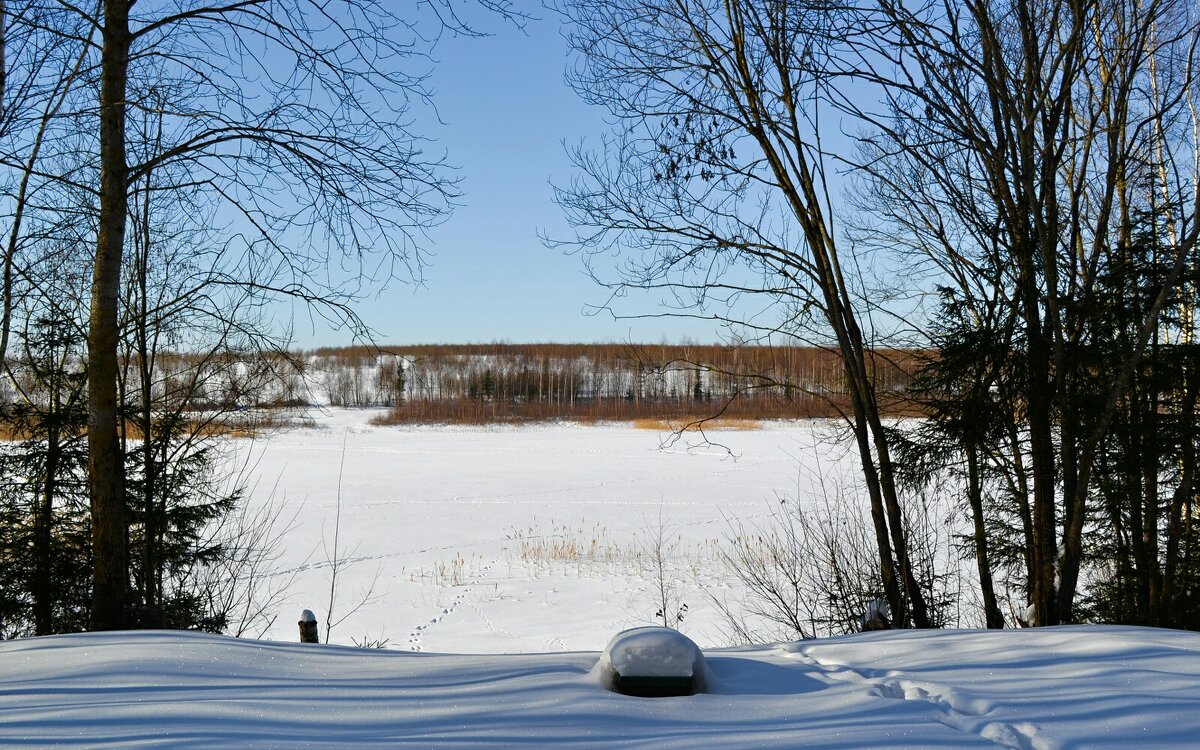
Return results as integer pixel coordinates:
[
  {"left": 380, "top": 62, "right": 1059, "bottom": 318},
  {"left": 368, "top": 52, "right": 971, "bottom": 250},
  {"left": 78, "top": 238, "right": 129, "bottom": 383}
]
[
  {"left": 0, "top": 343, "right": 919, "bottom": 424},
  {"left": 307, "top": 343, "right": 920, "bottom": 423}
]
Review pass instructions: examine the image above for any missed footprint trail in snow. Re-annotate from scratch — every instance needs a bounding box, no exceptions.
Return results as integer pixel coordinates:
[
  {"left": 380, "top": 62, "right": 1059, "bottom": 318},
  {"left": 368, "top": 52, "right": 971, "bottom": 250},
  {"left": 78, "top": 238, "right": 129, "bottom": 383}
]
[
  {"left": 786, "top": 644, "right": 1060, "bottom": 750},
  {"left": 406, "top": 557, "right": 500, "bottom": 652}
]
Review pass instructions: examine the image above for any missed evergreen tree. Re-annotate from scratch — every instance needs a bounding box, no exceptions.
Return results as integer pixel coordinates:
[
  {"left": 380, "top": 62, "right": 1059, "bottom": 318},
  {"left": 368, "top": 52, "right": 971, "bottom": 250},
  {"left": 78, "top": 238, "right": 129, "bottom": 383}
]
[{"left": 0, "top": 312, "right": 92, "bottom": 637}]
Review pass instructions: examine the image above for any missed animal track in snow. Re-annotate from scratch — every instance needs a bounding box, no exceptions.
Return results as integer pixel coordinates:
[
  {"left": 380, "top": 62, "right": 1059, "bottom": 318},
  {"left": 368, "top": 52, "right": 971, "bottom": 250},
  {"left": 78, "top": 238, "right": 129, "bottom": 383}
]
[
  {"left": 405, "top": 557, "right": 500, "bottom": 652},
  {"left": 787, "top": 646, "right": 1060, "bottom": 750}
]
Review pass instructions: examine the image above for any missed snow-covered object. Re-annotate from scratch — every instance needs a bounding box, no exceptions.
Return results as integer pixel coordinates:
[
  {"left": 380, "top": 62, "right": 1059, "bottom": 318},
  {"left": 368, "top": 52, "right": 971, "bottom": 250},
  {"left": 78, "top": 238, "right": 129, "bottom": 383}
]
[
  {"left": 298, "top": 609, "right": 320, "bottom": 643},
  {"left": 859, "top": 598, "right": 892, "bottom": 631},
  {"left": 595, "top": 626, "right": 709, "bottom": 695}
]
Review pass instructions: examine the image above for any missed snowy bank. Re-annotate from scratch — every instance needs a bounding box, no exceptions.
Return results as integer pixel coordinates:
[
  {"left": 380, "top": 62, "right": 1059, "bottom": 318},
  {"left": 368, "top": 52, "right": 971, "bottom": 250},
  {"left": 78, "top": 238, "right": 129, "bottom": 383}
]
[{"left": 3, "top": 625, "right": 1200, "bottom": 748}]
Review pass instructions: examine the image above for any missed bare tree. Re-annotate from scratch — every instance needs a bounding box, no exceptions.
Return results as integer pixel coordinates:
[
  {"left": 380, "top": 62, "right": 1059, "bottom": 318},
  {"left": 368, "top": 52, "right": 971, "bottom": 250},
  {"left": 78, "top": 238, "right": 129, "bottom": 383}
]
[
  {"left": 555, "top": 0, "right": 932, "bottom": 626},
  {"left": 0, "top": 3, "right": 94, "bottom": 367},
  {"left": 557, "top": 0, "right": 1200, "bottom": 629},
  {"left": 0, "top": 0, "right": 524, "bottom": 630},
  {"left": 852, "top": 0, "right": 1200, "bottom": 624}
]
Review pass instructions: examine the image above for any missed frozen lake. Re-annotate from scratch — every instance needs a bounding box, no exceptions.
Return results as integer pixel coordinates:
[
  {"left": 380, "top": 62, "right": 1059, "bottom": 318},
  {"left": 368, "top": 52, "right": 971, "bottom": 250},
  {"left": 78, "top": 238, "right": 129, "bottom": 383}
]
[{"left": 232, "top": 409, "right": 861, "bottom": 651}]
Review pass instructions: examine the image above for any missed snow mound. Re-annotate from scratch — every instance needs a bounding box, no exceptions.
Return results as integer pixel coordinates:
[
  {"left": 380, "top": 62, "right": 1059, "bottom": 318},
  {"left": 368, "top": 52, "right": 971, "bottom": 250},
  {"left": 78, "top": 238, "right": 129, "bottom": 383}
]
[{"left": 595, "top": 626, "right": 710, "bottom": 695}]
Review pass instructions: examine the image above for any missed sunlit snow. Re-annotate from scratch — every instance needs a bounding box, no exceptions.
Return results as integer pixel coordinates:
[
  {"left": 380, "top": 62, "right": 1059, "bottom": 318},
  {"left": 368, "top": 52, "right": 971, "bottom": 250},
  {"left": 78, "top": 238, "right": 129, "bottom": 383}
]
[
  {"left": 229, "top": 407, "right": 859, "bottom": 650},
  {"left": 6, "top": 408, "right": 1197, "bottom": 748},
  {"left": 4, "top": 626, "right": 1198, "bottom": 748}
]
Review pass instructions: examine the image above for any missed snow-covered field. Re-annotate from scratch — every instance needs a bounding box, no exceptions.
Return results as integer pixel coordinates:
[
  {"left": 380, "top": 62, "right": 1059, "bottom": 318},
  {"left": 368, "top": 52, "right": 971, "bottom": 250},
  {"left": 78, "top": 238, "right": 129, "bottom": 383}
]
[
  {"left": 8, "top": 409, "right": 1200, "bottom": 748},
  {"left": 231, "top": 408, "right": 859, "bottom": 650},
  {"left": 5, "top": 625, "right": 1200, "bottom": 748}
]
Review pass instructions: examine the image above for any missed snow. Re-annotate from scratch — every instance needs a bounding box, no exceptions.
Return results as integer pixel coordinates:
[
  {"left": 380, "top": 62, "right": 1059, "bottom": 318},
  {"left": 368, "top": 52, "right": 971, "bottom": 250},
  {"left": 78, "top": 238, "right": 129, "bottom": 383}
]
[
  {"left": 600, "top": 626, "right": 703, "bottom": 678},
  {"left": 4, "top": 626, "right": 1200, "bottom": 748},
  {"left": 228, "top": 407, "right": 862, "bottom": 649},
  {"left": 7, "top": 409, "right": 1200, "bottom": 746}
]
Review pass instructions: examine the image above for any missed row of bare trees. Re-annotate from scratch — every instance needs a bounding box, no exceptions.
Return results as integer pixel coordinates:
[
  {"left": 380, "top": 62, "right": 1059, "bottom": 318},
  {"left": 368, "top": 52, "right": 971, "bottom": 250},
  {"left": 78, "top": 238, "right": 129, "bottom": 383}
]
[
  {"left": 315, "top": 342, "right": 914, "bottom": 415},
  {"left": 556, "top": 0, "right": 1200, "bottom": 628}
]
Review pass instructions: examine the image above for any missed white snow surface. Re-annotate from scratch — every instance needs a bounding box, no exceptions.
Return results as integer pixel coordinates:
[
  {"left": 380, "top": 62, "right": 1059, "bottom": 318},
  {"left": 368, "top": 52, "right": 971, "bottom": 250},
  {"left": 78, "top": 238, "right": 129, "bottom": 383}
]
[
  {"left": 7, "top": 410, "right": 1200, "bottom": 747},
  {"left": 598, "top": 626, "right": 704, "bottom": 678},
  {"left": 4, "top": 625, "right": 1200, "bottom": 748},
  {"left": 229, "top": 407, "right": 861, "bottom": 650}
]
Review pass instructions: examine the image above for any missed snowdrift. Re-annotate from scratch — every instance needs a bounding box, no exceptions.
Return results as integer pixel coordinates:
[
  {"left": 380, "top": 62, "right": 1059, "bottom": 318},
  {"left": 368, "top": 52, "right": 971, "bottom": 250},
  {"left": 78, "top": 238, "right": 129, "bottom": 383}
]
[{"left": 3, "top": 625, "right": 1199, "bottom": 748}]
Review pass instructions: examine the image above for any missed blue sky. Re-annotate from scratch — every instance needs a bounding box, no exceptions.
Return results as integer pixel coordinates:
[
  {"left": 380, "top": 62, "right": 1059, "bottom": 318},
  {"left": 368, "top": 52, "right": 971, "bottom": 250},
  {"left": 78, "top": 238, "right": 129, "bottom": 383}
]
[{"left": 297, "top": 9, "right": 726, "bottom": 347}]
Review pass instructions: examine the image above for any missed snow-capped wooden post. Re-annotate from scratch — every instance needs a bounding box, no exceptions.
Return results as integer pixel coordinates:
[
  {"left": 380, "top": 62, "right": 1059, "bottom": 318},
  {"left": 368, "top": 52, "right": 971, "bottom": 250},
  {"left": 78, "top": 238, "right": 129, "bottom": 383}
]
[{"left": 299, "top": 609, "right": 319, "bottom": 643}]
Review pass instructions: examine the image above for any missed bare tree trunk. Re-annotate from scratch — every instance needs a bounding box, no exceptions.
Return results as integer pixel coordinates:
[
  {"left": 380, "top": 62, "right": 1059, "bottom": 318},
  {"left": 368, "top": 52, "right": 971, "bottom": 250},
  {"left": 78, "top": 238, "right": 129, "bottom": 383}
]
[
  {"left": 1144, "top": 375, "right": 1162, "bottom": 617},
  {"left": 1162, "top": 365, "right": 1198, "bottom": 625},
  {"left": 89, "top": 0, "right": 132, "bottom": 631},
  {"left": 1024, "top": 309, "right": 1059, "bottom": 626},
  {"left": 847, "top": 403, "right": 904, "bottom": 623},
  {"left": 967, "top": 445, "right": 1005, "bottom": 628},
  {"left": 0, "top": 0, "right": 6, "bottom": 112},
  {"left": 33, "top": 406, "right": 59, "bottom": 635}
]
